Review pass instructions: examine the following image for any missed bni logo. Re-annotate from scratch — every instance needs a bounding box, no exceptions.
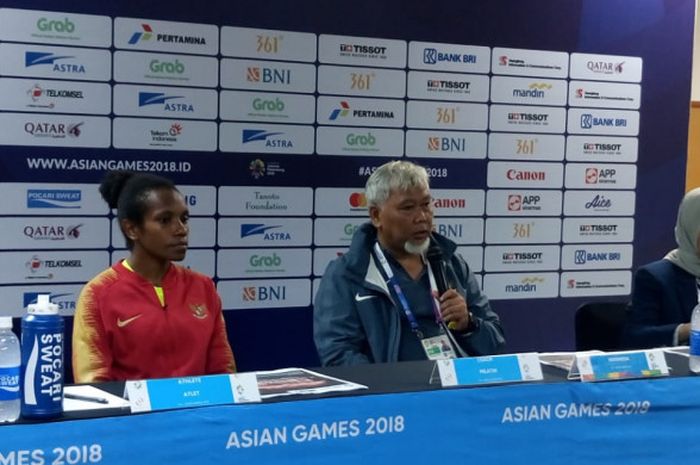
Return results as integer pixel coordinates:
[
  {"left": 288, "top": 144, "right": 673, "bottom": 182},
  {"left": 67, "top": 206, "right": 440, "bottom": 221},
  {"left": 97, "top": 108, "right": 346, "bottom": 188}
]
[
  {"left": 27, "top": 189, "right": 81, "bottom": 209},
  {"left": 242, "top": 285, "right": 286, "bottom": 302},
  {"left": 128, "top": 24, "right": 154, "bottom": 44},
  {"left": 25, "top": 52, "right": 73, "bottom": 67}
]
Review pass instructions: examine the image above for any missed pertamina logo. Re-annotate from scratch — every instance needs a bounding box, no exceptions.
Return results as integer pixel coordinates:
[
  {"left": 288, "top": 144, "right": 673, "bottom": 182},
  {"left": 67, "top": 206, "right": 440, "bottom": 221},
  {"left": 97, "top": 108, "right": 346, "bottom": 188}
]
[
  {"left": 23, "top": 224, "right": 82, "bottom": 240},
  {"left": 240, "top": 224, "right": 290, "bottom": 241},
  {"left": 27, "top": 189, "right": 81, "bottom": 209},
  {"left": 328, "top": 101, "right": 394, "bottom": 121},
  {"left": 25, "top": 52, "right": 85, "bottom": 74},
  {"left": 24, "top": 121, "right": 83, "bottom": 138},
  {"left": 423, "top": 48, "right": 477, "bottom": 65},
  {"left": 128, "top": 24, "right": 206, "bottom": 46},
  {"left": 242, "top": 129, "right": 293, "bottom": 148},
  {"left": 138, "top": 92, "right": 192, "bottom": 112}
]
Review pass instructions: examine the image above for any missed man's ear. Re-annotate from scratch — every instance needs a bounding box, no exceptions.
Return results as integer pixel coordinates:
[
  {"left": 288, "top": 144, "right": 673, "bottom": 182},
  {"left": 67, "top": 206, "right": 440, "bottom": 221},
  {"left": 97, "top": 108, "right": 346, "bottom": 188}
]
[
  {"left": 120, "top": 218, "right": 140, "bottom": 243},
  {"left": 369, "top": 206, "right": 381, "bottom": 228}
]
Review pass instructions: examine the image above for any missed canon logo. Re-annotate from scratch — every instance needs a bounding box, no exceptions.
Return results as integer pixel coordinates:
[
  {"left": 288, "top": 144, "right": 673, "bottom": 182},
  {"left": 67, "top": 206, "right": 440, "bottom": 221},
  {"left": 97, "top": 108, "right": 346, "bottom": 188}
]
[{"left": 506, "top": 169, "right": 546, "bottom": 181}]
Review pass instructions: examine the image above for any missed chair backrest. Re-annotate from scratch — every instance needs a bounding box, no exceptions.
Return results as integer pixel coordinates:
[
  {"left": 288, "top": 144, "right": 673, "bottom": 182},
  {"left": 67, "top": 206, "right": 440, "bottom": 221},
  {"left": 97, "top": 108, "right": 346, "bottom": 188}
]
[
  {"left": 13, "top": 316, "right": 74, "bottom": 385},
  {"left": 575, "top": 301, "right": 630, "bottom": 351}
]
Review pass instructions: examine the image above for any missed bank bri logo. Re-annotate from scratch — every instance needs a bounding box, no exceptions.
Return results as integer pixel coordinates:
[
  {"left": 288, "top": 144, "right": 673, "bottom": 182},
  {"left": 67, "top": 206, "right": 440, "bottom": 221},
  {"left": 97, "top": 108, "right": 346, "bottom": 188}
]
[
  {"left": 27, "top": 189, "right": 81, "bottom": 209},
  {"left": 129, "top": 24, "right": 154, "bottom": 44},
  {"left": 25, "top": 52, "right": 73, "bottom": 67}
]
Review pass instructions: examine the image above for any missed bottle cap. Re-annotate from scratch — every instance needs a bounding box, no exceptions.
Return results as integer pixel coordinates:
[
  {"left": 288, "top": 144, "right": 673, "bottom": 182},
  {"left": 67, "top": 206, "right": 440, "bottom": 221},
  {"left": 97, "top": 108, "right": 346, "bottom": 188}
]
[
  {"left": 0, "top": 317, "right": 12, "bottom": 329},
  {"left": 27, "top": 294, "right": 59, "bottom": 315}
]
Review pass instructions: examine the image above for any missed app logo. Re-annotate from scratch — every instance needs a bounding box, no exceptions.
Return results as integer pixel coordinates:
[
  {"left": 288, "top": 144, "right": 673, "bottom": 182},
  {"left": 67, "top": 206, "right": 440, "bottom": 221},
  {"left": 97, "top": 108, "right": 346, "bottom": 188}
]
[
  {"left": 585, "top": 168, "right": 599, "bottom": 184},
  {"left": 348, "top": 192, "right": 367, "bottom": 208},
  {"left": 129, "top": 24, "right": 154, "bottom": 44},
  {"left": 508, "top": 194, "right": 522, "bottom": 211},
  {"left": 507, "top": 194, "right": 542, "bottom": 212},
  {"left": 27, "top": 189, "right": 81, "bottom": 209}
]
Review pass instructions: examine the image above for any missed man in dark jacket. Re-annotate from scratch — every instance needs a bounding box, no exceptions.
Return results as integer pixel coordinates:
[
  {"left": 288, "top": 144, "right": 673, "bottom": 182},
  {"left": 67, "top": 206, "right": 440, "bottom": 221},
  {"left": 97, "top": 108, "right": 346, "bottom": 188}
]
[{"left": 314, "top": 161, "right": 505, "bottom": 366}]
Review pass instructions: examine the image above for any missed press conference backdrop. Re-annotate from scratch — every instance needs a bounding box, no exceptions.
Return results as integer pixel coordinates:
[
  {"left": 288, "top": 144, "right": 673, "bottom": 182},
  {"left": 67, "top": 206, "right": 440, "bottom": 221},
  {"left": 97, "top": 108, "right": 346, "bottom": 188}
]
[{"left": 0, "top": 0, "right": 693, "bottom": 370}]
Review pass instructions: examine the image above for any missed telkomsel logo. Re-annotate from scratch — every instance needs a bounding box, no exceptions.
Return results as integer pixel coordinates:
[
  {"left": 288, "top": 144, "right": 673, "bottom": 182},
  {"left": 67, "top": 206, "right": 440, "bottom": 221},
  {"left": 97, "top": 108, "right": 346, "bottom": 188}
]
[
  {"left": 25, "top": 52, "right": 85, "bottom": 74},
  {"left": 27, "top": 84, "right": 83, "bottom": 109},
  {"left": 27, "top": 189, "right": 81, "bottom": 209}
]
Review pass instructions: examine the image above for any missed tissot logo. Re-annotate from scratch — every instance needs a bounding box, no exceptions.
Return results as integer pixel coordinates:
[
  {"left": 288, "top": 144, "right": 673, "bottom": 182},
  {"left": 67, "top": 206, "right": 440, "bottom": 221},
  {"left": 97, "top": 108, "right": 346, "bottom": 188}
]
[
  {"left": 579, "top": 224, "right": 618, "bottom": 233},
  {"left": 27, "top": 189, "right": 81, "bottom": 209},
  {"left": 502, "top": 252, "right": 543, "bottom": 261},
  {"left": 128, "top": 24, "right": 206, "bottom": 46},
  {"left": 423, "top": 48, "right": 477, "bottom": 65},
  {"left": 25, "top": 52, "right": 85, "bottom": 74},
  {"left": 339, "top": 44, "right": 387, "bottom": 56},
  {"left": 427, "top": 80, "right": 470, "bottom": 90},
  {"left": 583, "top": 142, "right": 622, "bottom": 152},
  {"left": 508, "top": 113, "right": 548, "bottom": 122}
]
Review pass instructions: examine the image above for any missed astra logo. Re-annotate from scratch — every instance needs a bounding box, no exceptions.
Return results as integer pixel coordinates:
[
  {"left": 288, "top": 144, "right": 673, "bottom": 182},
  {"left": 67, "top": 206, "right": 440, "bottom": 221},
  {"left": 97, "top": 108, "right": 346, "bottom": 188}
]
[
  {"left": 27, "top": 189, "right": 81, "bottom": 209},
  {"left": 23, "top": 292, "right": 75, "bottom": 311},
  {"left": 329, "top": 101, "right": 351, "bottom": 120},
  {"left": 240, "top": 224, "right": 281, "bottom": 238},
  {"left": 241, "top": 129, "right": 293, "bottom": 148},
  {"left": 25, "top": 52, "right": 85, "bottom": 74},
  {"left": 427, "top": 137, "right": 466, "bottom": 152},
  {"left": 423, "top": 48, "right": 477, "bottom": 65},
  {"left": 242, "top": 285, "right": 287, "bottom": 301},
  {"left": 580, "top": 114, "right": 628, "bottom": 129},
  {"left": 348, "top": 192, "right": 367, "bottom": 208},
  {"left": 129, "top": 24, "right": 154, "bottom": 44},
  {"left": 138, "top": 92, "right": 182, "bottom": 106}
]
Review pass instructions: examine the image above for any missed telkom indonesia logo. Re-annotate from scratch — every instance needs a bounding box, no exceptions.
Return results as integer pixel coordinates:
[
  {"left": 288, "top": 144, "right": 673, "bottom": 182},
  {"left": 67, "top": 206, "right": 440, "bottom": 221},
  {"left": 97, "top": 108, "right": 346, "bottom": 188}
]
[
  {"left": 128, "top": 24, "right": 154, "bottom": 44},
  {"left": 329, "top": 101, "right": 350, "bottom": 120}
]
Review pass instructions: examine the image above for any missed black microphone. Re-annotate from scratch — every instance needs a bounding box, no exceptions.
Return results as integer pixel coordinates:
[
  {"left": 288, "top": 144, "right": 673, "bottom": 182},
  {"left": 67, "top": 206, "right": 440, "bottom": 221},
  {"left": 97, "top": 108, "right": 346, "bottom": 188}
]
[{"left": 426, "top": 243, "right": 450, "bottom": 297}]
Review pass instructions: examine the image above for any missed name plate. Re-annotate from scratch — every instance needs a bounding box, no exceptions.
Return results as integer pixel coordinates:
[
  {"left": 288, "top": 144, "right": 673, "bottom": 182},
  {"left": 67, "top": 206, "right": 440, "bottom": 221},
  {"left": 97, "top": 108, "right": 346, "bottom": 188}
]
[
  {"left": 125, "top": 373, "right": 261, "bottom": 413},
  {"left": 437, "top": 352, "right": 543, "bottom": 387},
  {"left": 576, "top": 349, "right": 669, "bottom": 382}
]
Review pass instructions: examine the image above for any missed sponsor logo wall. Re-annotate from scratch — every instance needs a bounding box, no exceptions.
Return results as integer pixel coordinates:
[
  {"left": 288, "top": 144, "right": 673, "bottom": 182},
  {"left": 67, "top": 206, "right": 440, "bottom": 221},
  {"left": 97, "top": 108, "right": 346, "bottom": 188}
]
[{"left": 0, "top": 6, "right": 644, "bottom": 313}]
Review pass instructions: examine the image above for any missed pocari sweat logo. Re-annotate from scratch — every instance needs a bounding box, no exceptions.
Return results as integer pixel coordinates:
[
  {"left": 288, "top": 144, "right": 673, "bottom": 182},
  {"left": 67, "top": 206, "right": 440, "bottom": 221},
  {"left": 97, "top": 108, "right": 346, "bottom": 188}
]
[{"left": 27, "top": 190, "right": 81, "bottom": 209}]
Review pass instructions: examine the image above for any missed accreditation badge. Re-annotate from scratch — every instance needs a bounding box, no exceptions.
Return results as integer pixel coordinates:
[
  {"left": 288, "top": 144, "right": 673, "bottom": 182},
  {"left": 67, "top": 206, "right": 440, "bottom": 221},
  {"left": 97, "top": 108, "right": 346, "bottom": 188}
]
[{"left": 421, "top": 334, "right": 457, "bottom": 360}]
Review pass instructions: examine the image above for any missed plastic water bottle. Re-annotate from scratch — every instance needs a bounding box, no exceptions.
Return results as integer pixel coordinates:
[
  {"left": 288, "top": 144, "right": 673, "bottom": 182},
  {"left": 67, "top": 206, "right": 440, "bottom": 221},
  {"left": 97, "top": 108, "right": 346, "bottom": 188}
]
[
  {"left": 0, "top": 317, "right": 20, "bottom": 422},
  {"left": 689, "top": 303, "right": 700, "bottom": 373},
  {"left": 21, "top": 294, "right": 64, "bottom": 419}
]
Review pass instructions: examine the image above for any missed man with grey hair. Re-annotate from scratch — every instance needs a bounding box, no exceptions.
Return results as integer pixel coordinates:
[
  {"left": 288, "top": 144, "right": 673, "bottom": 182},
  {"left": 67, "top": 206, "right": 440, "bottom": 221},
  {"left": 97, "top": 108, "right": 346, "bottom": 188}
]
[{"left": 314, "top": 160, "right": 505, "bottom": 366}]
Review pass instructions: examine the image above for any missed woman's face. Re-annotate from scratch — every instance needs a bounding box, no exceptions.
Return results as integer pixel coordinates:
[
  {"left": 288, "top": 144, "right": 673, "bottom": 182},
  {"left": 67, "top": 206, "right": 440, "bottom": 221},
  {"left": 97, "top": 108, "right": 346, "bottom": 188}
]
[{"left": 127, "top": 188, "right": 189, "bottom": 262}]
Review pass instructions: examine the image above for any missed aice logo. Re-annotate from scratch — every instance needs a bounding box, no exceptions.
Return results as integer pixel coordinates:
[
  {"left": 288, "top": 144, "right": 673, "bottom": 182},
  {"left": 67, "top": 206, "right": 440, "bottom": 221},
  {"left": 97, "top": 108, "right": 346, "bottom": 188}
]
[
  {"left": 149, "top": 59, "right": 184, "bottom": 75},
  {"left": 240, "top": 223, "right": 290, "bottom": 241},
  {"left": 242, "top": 129, "right": 293, "bottom": 148},
  {"left": 587, "top": 61, "right": 624, "bottom": 75},
  {"left": 36, "top": 17, "right": 76, "bottom": 34},
  {"left": 25, "top": 52, "right": 85, "bottom": 74},
  {"left": 427, "top": 136, "right": 465, "bottom": 152},
  {"left": 585, "top": 194, "right": 612, "bottom": 210},
  {"left": 508, "top": 194, "right": 541, "bottom": 211},
  {"left": 138, "top": 92, "right": 193, "bottom": 112},
  {"left": 23, "top": 224, "right": 82, "bottom": 240},
  {"left": 574, "top": 249, "right": 621, "bottom": 265},
  {"left": 246, "top": 67, "right": 291, "bottom": 84},
  {"left": 505, "top": 276, "right": 543, "bottom": 293},
  {"left": 27, "top": 189, "right": 81, "bottom": 209},
  {"left": 348, "top": 192, "right": 367, "bottom": 209},
  {"left": 423, "top": 48, "right": 477, "bottom": 65},
  {"left": 580, "top": 114, "right": 627, "bottom": 129},
  {"left": 23, "top": 292, "right": 75, "bottom": 312},
  {"left": 512, "top": 83, "right": 551, "bottom": 99},
  {"left": 242, "top": 285, "right": 287, "bottom": 302}
]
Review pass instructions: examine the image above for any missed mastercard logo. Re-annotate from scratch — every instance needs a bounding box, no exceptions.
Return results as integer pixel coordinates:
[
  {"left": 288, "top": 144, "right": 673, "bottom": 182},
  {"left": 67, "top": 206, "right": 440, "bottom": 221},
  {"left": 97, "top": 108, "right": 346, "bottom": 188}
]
[{"left": 349, "top": 192, "right": 367, "bottom": 208}]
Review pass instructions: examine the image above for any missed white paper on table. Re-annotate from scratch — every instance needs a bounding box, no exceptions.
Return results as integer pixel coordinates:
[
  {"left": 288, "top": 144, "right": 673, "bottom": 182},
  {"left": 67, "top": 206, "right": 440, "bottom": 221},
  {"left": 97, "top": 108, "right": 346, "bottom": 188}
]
[{"left": 63, "top": 385, "right": 131, "bottom": 412}]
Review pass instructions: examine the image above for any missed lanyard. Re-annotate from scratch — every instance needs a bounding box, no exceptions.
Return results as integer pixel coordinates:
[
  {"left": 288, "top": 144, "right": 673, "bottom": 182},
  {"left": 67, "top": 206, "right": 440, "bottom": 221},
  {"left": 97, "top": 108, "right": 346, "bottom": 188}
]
[
  {"left": 696, "top": 279, "right": 700, "bottom": 304},
  {"left": 372, "top": 243, "right": 445, "bottom": 338}
]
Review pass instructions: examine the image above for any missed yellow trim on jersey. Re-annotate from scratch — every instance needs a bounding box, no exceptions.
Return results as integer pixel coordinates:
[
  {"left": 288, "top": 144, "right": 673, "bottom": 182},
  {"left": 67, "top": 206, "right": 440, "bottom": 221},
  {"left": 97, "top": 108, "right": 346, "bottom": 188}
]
[{"left": 122, "top": 259, "right": 166, "bottom": 307}]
